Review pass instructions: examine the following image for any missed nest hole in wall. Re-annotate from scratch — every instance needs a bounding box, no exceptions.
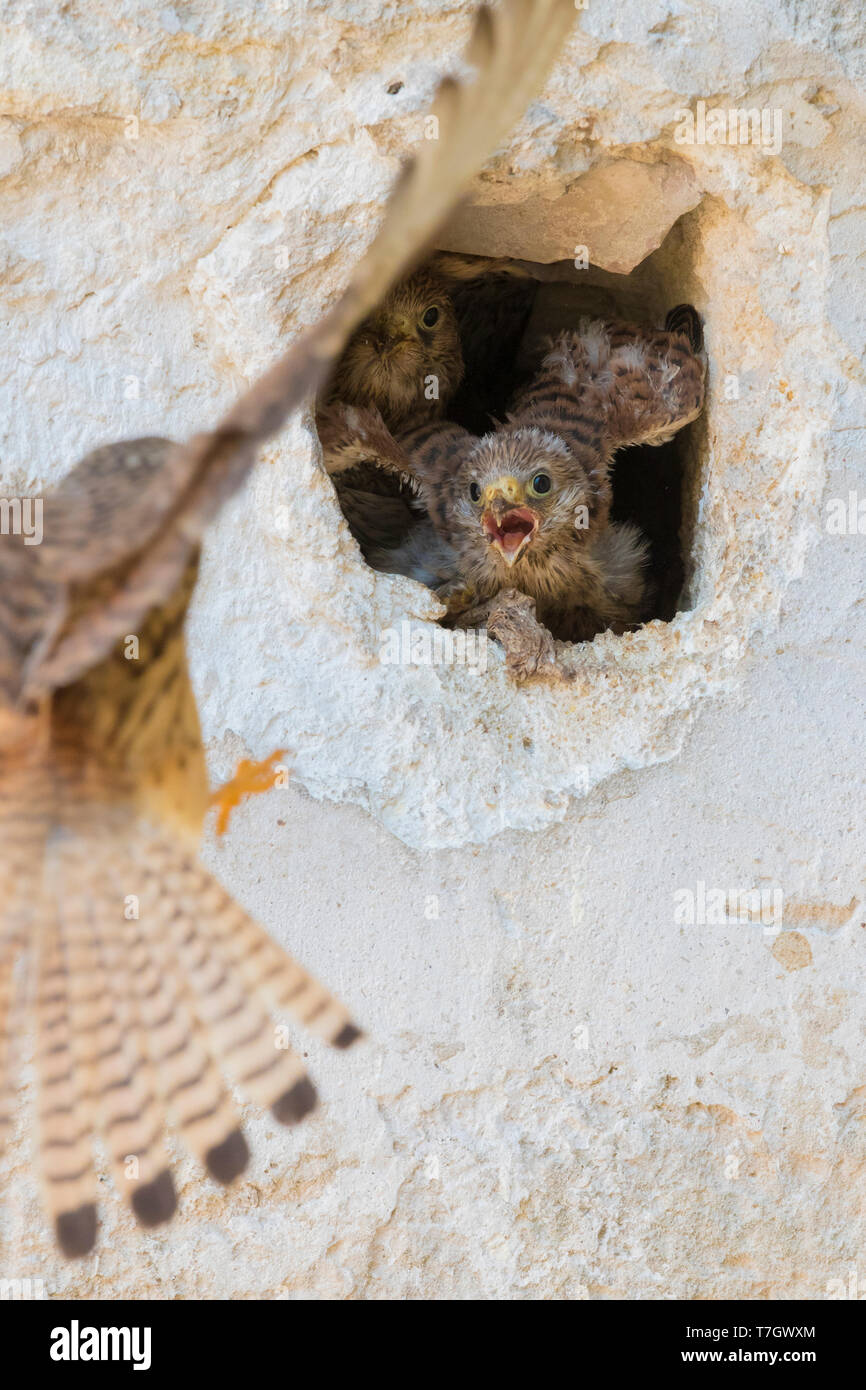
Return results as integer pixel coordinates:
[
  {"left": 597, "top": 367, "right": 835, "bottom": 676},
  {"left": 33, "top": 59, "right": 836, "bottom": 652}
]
[{"left": 317, "top": 202, "right": 707, "bottom": 637}]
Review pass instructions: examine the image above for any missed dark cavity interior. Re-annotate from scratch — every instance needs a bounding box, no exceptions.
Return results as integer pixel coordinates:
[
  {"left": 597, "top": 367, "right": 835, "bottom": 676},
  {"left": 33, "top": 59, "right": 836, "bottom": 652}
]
[
  {"left": 321, "top": 237, "right": 703, "bottom": 632},
  {"left": 445, "top": 260, "right": 691, "bottom": 624}
]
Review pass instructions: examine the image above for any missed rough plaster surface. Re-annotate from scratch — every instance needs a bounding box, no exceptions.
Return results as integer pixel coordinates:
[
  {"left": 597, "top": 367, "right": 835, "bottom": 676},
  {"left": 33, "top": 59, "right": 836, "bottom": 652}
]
[{"left": 1, "top": 2, "right": 865, "bottom": 1300}]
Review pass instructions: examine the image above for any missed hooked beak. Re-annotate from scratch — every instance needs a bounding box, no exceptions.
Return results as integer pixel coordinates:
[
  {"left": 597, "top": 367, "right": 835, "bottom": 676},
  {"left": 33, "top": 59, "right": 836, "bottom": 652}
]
[
  {"left": 481, "top": 477, "right": 539, "bottom": 566},
  {"left": 360, "top": 320, "right": 413, "bottom": 356}
]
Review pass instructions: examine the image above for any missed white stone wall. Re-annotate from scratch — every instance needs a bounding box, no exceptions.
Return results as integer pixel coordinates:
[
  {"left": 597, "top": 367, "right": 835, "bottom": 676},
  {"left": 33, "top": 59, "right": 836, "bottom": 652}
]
[{"left": 1, "top": 1, "right": 864, "bottom": 1299}]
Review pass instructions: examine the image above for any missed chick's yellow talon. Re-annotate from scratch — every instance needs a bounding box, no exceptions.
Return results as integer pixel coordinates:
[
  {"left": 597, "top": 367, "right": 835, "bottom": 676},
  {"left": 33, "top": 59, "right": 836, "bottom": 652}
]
[{"left": 210, "top": 748, "right": 288, "bottom": 837}]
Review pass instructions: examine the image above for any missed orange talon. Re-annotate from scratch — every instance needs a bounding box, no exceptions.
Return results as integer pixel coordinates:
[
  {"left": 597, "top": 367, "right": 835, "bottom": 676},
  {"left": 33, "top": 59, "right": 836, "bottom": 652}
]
[{"left": 210, "top": 748, "right": 288, "bottom": 837}]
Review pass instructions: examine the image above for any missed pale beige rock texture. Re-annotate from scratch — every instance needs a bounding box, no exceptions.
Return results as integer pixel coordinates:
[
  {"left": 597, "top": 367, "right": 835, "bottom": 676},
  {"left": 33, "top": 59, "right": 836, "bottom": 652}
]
[
  {"left": 0, "top": 1, "right": 864, "bottom": 1300},
  {"left": 439, "top": 157, "right": 704, "bottom": 272}
]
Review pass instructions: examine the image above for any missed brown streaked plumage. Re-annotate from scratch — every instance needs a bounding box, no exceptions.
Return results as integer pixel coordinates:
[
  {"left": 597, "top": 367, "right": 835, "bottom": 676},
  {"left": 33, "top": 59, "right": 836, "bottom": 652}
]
[
  {"left": 319, "top": 312, "right": 706, "bottom": 670},
  {"left": 321, "top": 268, "right": 464, "bottom": 553},
  {"left": 325, "top": 268, "right": 464, "bottom": 429},
  {"left": 321, "top": 257, "right": 541, "bottom": 551},
  {"left": 1, "top": 0, "right": 579, "bottom": 1251},
  {"left": 323, "top": 254, "right": 537, "bottom": 430},
  {"left": 1, "top": 439, "right": 361, "bottom": 1257}
]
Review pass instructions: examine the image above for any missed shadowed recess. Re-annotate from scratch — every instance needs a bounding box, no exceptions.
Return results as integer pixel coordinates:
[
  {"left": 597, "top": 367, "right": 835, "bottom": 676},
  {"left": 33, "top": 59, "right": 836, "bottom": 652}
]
[{"left": 319, "top": 219, "right": 706, "bottom": 634}]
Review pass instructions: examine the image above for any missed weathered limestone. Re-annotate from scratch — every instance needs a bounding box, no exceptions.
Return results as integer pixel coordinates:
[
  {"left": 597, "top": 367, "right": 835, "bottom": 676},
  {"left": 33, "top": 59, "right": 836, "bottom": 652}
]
[{"left": 1, "top": 1, "right": 863, "bottom": 1301}]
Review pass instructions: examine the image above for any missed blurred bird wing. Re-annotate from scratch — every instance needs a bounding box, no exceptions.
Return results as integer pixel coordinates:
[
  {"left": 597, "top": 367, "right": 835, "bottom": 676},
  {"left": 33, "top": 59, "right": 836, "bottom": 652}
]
[
  {"left": 0, "top": 535, "right": 61, "bottom": 710},
  {"left": 138, "top": 0, "right": 577, "bottom": 576},
  {"left": 35, "top": 437, "right": 199, "bottom": 585},
  {"left": 16, "top": 0, "right": 575, "bottom": 703},
  {"left": 21, "top": 435, "right": 261, "bottom": 702}
]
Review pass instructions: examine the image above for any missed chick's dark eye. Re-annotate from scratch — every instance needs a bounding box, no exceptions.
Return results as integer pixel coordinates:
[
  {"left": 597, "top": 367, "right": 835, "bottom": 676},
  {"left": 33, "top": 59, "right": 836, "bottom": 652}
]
[
  {"left": 469, "top": 481, "right": 481, "bottom": 502},
  {"left": 531, "top": 472, "right": 551, "bottom": 495},
  {"left": 421, "top": 306, "right": 439, "bottom": 328}
]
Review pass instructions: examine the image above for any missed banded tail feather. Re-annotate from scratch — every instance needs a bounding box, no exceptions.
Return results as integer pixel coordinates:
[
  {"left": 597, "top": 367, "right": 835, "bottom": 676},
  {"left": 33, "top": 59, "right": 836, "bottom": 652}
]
[
  {"left": 0, "top": 751, "right": 50, "bottom": 1166},
  {"left": 0, "top": 954, "right": 15, "bottom": 1160},
  {"left": 13, "top": 823, "right": 363, "bottom": 1257},
  {"left": 124, "top": 895, "right": 249, "bottom": 1186},
  {"left": 135, "top": 839, "right": 315, "bottom": 1120},
  {"left": 35, "top": 889, "right": 100, "bottom": 1257},
  {"left": 58, "top": 847, "right": 177, "bottom": 1233},
  {"left": 0, "top": 886, "right": 27, "bottom": 1166},
  {"left": 140, "top": 837, "right": 360, "bottom": 1049}
]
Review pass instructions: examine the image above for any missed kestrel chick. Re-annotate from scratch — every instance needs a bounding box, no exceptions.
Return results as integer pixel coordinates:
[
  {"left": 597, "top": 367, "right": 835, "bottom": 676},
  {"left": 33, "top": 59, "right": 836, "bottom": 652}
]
[
  {"left": 434, "top": 316, "right": 704, "bottom": 643},
  {"left": 326, "top": 268, "right": 464, "bottom": 428},
  {"left": 321, "top": 312, "right": 706, "bottom": 660},
  {"left": 320, "top": 258, "right": 536, "bottom": 553},
  {"left": 321, "top": 270, "right": 464, "bottom": 553}
]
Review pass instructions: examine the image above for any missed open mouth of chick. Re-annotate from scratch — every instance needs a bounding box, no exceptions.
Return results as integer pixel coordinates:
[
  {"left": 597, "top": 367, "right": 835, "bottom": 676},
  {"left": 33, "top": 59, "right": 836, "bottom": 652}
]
[{"left": 482, "top": 506, "right": 539, "bottom": 564}]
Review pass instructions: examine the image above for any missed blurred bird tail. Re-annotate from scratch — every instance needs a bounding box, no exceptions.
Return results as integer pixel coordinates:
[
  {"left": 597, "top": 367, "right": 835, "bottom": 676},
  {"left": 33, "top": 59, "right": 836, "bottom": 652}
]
[
  {"left": 0, "top": 950, "right": 18, "bottom": 1171},
  {"left": 6, "top": 815, "right": 361, "bottom": 1257}
]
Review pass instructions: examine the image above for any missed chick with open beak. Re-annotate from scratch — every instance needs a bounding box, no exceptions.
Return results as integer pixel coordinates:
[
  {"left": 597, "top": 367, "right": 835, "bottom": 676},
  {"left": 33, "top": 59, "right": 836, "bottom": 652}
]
[
  {"left": 323, "top": 315, "right": 706, "bottom": 655},
  {"left": 434, "top": 421, "right": 651, "bottom": 644},
  {"left": 479, "top": 475, "right": 540, "bottom": 565},
  {"left": 458, "top": 427, "right": 575, "bottom": 582}
]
